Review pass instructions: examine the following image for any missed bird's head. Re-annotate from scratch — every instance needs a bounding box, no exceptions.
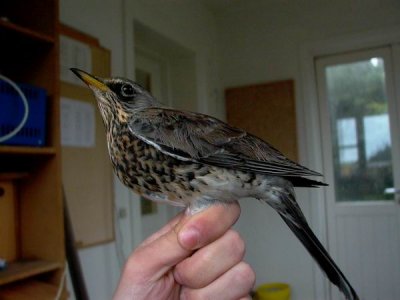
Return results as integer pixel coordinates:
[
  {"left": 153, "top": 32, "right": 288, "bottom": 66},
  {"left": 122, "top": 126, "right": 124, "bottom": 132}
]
[{"left": 71, "top": 68, "right": 157, "bottom": 127}]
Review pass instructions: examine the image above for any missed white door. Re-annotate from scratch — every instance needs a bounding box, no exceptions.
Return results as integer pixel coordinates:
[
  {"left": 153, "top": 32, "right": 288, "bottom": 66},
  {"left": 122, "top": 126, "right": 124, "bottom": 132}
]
[{"left": 316, "top": 47, "right": 400, "bottom": 300}]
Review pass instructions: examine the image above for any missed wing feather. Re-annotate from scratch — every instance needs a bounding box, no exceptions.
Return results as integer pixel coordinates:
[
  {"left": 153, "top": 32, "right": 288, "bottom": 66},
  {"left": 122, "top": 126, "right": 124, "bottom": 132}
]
[{"left": 128, "top": 107, "right": 323, "bottom": 180}]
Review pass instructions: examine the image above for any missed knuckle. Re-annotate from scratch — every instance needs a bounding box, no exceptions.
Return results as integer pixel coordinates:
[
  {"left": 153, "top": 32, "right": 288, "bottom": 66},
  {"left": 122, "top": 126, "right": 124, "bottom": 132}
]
[
  {"left": 226, "top": 230, "right": 246, "bottom": 258},
  {"left": 122, "top": 252, "right": 146, "bottom": 283},
  {"left": 174, "top": 264, "right": 191, "bottom": 285},
  {"left": 125, "top": 251, "right": 140, "bottom": 272},
  {"left": 175, "top": 251, "right": 214, "bottom": 288},
  {"left": 197, "top": 251, "right": 213, "bottom": 274},
  {"left": 234, "top": 262, "right": 256, "bottom": 288},
  {"left": 175, "top": 262, "right": 204, "bottom": 288}
]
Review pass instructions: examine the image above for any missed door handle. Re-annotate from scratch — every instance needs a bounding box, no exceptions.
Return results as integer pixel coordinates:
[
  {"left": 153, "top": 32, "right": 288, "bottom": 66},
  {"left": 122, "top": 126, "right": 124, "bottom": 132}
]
[
  {"left": 384, "top": 188, "right": 400, "bottom": 194},
  {"left": 384, "top": 188, "right": 400, "bottom": 203}
]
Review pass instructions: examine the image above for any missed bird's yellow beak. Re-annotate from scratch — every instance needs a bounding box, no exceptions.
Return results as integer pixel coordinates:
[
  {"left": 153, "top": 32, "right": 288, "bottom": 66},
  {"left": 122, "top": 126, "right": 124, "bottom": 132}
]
[{"left": 70, "top": 68, "right": 109, "bottom": 92}]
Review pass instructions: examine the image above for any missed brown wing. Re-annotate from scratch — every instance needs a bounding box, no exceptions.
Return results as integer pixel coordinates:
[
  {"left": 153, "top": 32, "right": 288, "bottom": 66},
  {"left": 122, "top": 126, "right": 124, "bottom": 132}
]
[
  {"left": 128, "top": 107, "right": 323, "bottom": 179},
  {"left": 129, "top": 107, "right": 245, "bottom": 159}
]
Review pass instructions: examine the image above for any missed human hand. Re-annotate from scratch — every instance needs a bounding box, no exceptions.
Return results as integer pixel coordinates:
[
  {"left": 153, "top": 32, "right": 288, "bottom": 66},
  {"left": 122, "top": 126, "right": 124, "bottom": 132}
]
[{"left": 113, "top": 202, "right": 255, "bottom": 300}]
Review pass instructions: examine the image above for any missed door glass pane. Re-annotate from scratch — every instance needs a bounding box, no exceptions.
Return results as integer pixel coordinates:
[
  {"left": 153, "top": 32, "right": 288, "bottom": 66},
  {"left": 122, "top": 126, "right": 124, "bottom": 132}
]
[{"left": 325, "top": 57, "right": 394, "bottom": 201}]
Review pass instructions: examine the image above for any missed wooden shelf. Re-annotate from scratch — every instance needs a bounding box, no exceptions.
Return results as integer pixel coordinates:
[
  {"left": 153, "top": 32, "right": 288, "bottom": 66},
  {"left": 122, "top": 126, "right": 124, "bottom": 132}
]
[
  {"left": 0, "top": 280, "right": 60, "bottom": 300},
  {"left": 0, "top": 146, "right": 56, "bottom": 156},
  {"left": 0, "top": 0, "right": 65, "bottom": 296},
  {"left": 0, "top": 172, "right": 29, "bottom": 180},
  {"left": 0, "top": 19, "right": 55, "bottom": 44},
  {"left": 0, "top": 260, "right": 62, "bottom": 286}
]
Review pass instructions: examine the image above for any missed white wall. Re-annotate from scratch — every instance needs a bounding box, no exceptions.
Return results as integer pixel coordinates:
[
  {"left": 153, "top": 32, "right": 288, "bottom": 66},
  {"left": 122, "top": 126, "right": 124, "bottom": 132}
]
[
  {"left": 60, "top": 0, "right": 220, "bottom": 299},
  {"left": 125, "top": 0, "right": 222, "bottom": 118},
  {"left": 216, "top": 1, "right": 400, "bottom": 299},
  {"left": 217, "top": 0, "right": 400, "bottom": 87}
]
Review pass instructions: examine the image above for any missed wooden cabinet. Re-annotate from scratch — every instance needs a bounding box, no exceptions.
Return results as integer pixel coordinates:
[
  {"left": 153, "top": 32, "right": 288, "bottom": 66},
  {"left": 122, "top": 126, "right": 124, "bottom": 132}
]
[{"left": 0, "top": 0, "right": 65, "bottom": 298}]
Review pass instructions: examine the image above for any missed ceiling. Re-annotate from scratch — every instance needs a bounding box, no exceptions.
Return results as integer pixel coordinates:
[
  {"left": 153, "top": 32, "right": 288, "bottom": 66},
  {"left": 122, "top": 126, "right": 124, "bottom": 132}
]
[
  {"left": 200, "top": 0, "right": 251, "bottom": 13},
  {"left": 200, "top": 0, "right": 296, "bottom": 14}
]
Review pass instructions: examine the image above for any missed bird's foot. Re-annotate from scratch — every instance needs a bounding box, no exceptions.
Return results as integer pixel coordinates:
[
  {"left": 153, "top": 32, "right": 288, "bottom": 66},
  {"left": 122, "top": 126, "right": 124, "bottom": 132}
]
[{"left": 185, "top": 197, "right": 216, "bottom": 215}]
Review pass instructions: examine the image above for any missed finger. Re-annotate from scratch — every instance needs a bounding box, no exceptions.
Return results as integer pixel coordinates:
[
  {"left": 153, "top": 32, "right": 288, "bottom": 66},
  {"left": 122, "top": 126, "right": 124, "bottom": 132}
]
[
  {"left": 122, "top": 202, "right": 240, "bottom": 283},
  {"left": 174, "top": 229, "right": 245, "bottom": 288},
  {"left": 139, "top": 209, "right": 185, "bottom": 247},
  {"left": 125, "top": 222, "right": 191, "bottom": 281},
  {"left": 178, "top": 201, "right": 240, "bottom": 250},
  {"left": 114, "top": 211, "right": 188, "bottom": 299},
  {"left": 135, "top": 203, "right": 239, "bottom": 277},
  {"left": 180, "top": 262, "right": 256, "bottom": 300}
]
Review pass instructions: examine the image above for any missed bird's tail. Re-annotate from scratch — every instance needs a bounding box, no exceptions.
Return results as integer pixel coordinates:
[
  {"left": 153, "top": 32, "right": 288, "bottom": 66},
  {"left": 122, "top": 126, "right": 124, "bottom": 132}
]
[{"left": 276, "top": 193, "right": 359, "bottom": 300}]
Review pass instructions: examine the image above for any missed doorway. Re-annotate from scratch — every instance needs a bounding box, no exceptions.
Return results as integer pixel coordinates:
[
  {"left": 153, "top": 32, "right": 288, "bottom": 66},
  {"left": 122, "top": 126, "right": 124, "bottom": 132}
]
[
  {"left": 316, "top": 46, "right": 400, "bottom": 299},
  {"left": 132, "top": 21, "right": 197, "bottom": 242}
]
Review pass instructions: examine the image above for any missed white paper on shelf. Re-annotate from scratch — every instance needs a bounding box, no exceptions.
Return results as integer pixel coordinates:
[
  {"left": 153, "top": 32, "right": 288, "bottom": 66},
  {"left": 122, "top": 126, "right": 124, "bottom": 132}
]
[
  {"left": 60, "top": 35, "right": 92, "bottom": 86},
  {"left": 60, "top": 97, "right": 95, "bottom": 148}
]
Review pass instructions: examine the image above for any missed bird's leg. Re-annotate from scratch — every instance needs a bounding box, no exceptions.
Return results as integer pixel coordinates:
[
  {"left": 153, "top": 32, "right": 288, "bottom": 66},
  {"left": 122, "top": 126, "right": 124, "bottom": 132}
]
[{"left": 185, "top": 196, "right": 217, "bottom": 215}]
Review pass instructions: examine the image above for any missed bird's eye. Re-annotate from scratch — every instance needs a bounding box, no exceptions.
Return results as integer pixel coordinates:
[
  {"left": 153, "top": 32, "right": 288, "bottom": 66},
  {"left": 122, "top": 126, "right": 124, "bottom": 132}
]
[{"left": 121, "top": 84, "right": 135, "bottom": 97}]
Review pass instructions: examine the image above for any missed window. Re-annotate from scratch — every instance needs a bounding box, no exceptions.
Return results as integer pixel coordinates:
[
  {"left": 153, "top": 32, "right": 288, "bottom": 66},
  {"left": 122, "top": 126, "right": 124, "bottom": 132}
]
[{"left": 324, "top": 57, "right": 394, "bottom": 201}]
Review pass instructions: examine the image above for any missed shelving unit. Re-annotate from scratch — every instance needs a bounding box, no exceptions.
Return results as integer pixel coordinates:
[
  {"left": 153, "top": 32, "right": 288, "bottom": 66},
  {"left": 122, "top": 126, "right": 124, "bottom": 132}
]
[
  {"left": 0, "top": 260, "right": 62, "bottom": 286},
  {"left": 0, "top": 146, "right": 57, "bottom": 156},
  {"left": 0, "top": 280, "right": 61, "bottom": 300},
  {"left": 0, "top": 18, "right": 55, "bottom": 44},
  {"left": 0, "top": 0, "right": 65, "bottom": 298}
]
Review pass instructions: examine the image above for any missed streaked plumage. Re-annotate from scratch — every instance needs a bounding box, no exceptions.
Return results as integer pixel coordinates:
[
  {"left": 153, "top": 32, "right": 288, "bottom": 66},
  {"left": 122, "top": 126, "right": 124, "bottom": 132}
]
[{"left": 71, "top": 68, "right": 359, "bottom": 300}]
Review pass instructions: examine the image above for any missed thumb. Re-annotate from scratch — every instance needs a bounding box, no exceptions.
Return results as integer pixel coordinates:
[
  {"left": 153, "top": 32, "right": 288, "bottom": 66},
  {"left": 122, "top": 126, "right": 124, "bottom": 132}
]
[
  {"left": 126, "top": 212, "right": 194, "bottom": 280},
  {"left": 125, "top": 202, "right": 240, "bottom": 281}
]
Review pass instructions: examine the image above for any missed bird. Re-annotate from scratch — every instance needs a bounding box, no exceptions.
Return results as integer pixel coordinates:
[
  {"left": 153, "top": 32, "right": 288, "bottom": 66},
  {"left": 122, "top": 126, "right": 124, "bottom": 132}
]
[{"left": 71, "top": 68, "right": 359, "bottom": 300}]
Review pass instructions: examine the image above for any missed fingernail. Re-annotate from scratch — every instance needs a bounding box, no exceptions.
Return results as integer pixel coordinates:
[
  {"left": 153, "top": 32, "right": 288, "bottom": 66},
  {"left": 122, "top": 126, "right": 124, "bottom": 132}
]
[{"left": 179, "top": 227, "right": 200, "bottom": 250}]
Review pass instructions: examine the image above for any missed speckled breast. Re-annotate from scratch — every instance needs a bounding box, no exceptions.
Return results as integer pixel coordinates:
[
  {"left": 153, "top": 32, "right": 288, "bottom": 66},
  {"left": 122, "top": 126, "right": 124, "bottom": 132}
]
[{"left": 106, "top": 127, "right": 197, "bottom": 196}]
